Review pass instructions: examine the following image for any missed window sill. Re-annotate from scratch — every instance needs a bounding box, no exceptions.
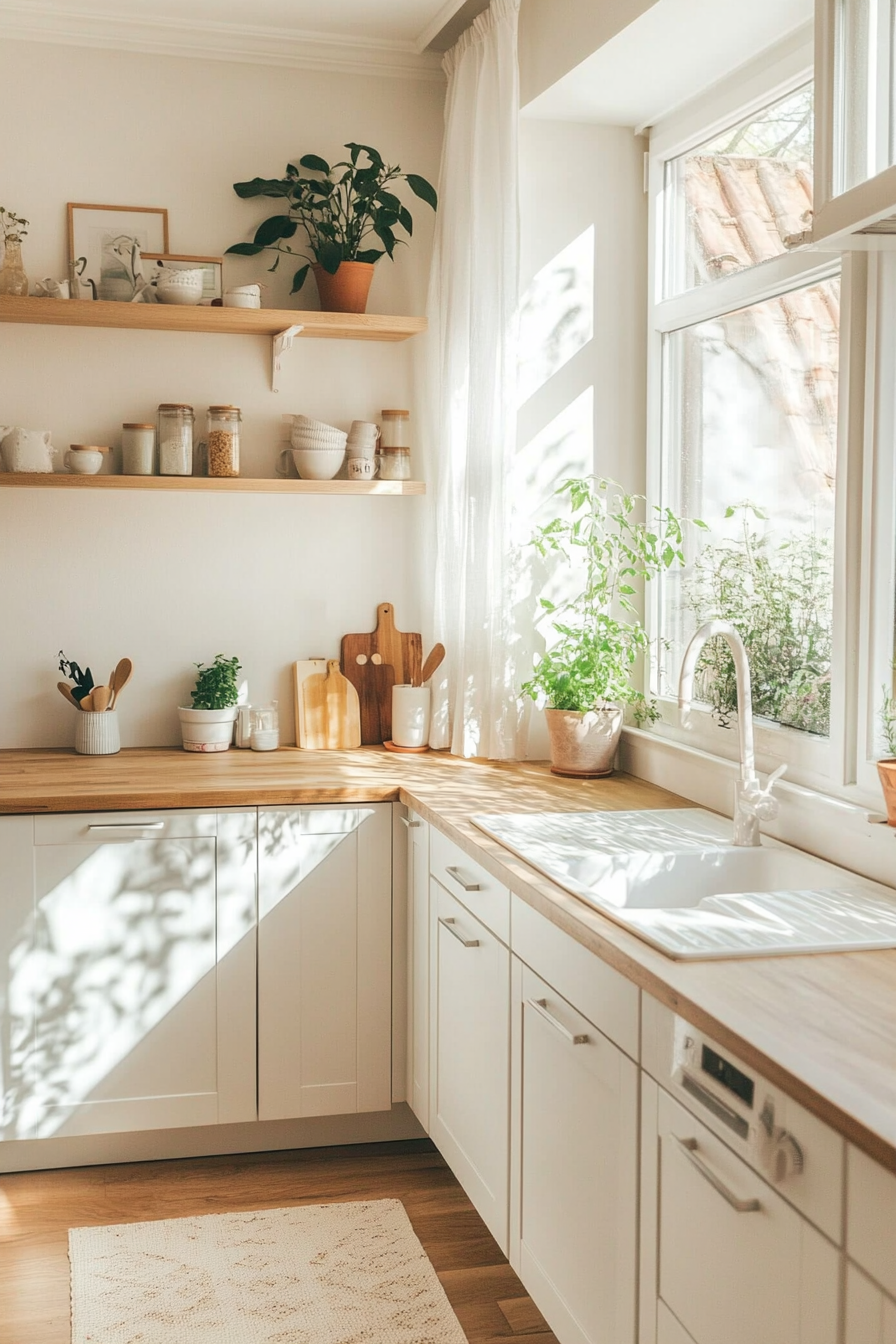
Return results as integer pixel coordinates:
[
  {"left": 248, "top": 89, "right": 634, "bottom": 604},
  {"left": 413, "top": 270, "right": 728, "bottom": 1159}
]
[{"left": 620, "top": 726, "right": 896, "bottom": 890}]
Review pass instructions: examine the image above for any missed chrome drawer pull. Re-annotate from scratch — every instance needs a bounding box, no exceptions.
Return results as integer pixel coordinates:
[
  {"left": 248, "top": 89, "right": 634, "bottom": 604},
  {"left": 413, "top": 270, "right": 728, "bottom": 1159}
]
[
  {"left": 400, "top": 817, "right": 421, "bottom": 828},
  {"left": 527, "top": 997, "right": 589, "bottom": 1045},
  {"left": 675, "top": 1137, "right": 761, "bottom": 1213},
  {"left": 88, "top": 821, "right": 165, "bottom": 831},
  {"left": 439, "top": 916, "right": 479, "bottom": 948},
  {"left": 445, "top": 864, "right": 480, "bottom": 892}
]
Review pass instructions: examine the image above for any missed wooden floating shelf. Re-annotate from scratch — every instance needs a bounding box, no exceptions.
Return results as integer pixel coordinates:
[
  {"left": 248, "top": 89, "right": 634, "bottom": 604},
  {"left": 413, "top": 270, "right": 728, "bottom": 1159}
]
[
  {"left": 0, "top": 295, "right": 426, "bottom": 342},
  {"left": 0, "top": 474, "right": 425, "bottom": 495}
]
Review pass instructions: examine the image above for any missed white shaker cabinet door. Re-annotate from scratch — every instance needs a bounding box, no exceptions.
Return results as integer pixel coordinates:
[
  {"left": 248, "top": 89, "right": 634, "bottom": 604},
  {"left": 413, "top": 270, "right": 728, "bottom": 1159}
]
[
  {"left": 405, "top": 809, "right": 430, "bottom": 1128},
  {"left": 429, "top": 880, "right": 510, "bottom": 1252},
  {"left": 257, "top": 805, "right": 392, "bottom": 1122},
  {"left": 510, "top": 961, "right": 638, "bottom": 1344},
  {"left": 7, "top": 809, "right": 257, "bottom": 1141}
]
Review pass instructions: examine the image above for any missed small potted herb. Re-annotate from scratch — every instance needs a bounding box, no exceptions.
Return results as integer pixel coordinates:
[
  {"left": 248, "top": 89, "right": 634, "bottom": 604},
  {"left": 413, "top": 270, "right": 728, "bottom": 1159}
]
[
  {"left": 178, "top": 655, "right": 242, "bottom": 753},
  {"left": 0, "top": 206, "right": 29, "bottom": 296},
  {"left": 522, "top": 477, "right": 696, "bottom": 777},
  {"left": 226, "top": 143, "right": 437, "bottom": 314},
  {"left": 878, "top": 674, "right": 896, "bottom": 824}
]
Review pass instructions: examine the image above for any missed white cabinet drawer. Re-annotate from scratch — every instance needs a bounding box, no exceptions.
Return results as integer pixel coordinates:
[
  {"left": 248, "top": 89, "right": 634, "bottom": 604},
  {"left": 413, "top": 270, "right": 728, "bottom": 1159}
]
[
  {"left": 511, "top": 894, "right": 639, "bottom": 1060},
  {"left": 430, "top": 826, "right": 510, "bottom": 943},
  {"left": 849, "top": 1146, "right": 896, "bottom": 1298},
  {"left": 34, "top": 809, "right": 218, "bottom": 843}
]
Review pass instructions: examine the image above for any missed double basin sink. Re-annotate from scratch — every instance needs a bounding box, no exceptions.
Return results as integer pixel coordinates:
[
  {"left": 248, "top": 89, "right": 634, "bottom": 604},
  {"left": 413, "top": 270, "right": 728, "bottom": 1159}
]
[{"left": 472, "top": 808, "right": 896, "bottom": 960}]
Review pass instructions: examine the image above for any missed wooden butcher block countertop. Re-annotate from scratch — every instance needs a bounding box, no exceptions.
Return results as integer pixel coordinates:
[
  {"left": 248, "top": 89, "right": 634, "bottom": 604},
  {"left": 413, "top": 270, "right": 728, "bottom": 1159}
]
[{"left": 1, "top": 745, "right": 895, "bottom": 1172}]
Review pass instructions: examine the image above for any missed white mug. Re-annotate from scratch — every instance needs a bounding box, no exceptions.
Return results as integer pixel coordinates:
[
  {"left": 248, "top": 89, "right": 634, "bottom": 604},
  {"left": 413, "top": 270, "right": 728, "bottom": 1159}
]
[
  {"left": 348, "top": 456, "right": 377, "bottom": 480},
  {"left": 347, "top": 419, "right": 380, "bottom": 445},
  {"left": 64, "top": 447, "right": 104, "bottom": 475}
]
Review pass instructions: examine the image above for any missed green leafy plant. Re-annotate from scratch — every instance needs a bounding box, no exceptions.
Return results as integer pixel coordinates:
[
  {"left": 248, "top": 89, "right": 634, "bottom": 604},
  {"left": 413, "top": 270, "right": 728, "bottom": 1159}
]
[
  {"left": 226, "top": 143, "right": 438, "bottom": 294},
  {"left": 58, "top": 650, "right": 93, "bottom": 703},
  {"left": 521, "top": 478, "right": 697, "bottom": 721},
  {"left": 682, "top": 504, "right": 833, "bottom": 736},
  {"left": 0, "top": 207, "right": 29, "bottom": 245},
  {"left": 879, "top": 668, "right": 896, "bottom": 758},
  {"left": 190, "top": 655, "right": 242, "bottom": 710}
]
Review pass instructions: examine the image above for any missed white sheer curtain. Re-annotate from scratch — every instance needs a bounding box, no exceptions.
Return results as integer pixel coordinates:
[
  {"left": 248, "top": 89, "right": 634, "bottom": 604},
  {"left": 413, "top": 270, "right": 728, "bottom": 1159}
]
[{"left": 426, "top": 0, "right": 527, "bottom": 759}]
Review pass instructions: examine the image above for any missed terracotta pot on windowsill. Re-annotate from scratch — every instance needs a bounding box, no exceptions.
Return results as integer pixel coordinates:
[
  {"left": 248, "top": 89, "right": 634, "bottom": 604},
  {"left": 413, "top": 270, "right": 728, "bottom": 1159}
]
[
  {"left": 877, "top": 759, "right": 896, "bottom": 824},
  {"left": 544, "top": 705, "right": 624, "bottom": 778},
  {"left": 312, "top": 261, "right": 375, "bottom": 314}
]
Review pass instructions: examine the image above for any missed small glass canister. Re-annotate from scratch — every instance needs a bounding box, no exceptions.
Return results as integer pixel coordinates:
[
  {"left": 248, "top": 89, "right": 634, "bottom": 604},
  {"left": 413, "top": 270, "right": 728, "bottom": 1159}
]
[
  {"left": 250, "top": 702, "right": 279, "bottom": 751},
  {"left": 378, "top": 447, "right": 411, "bottom": 481},
  {"left": 207, "top": 405, "right": 241, "bottom": 477},
  {"left": 380, "top": 409, "right": 410, "bottom": 448},
  {"left": 158, "top": 404, "right": 194, "bottom": 476},
  {"left": 122, "top": 423, "right": 155, "bottom": 475}
]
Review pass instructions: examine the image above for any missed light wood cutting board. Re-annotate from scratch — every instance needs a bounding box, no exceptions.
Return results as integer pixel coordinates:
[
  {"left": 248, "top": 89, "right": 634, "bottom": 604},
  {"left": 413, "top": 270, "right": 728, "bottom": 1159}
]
[
  {"left": 301, "top": 660, "right": 361, "bottom": 750},
  {"left": 293, "top": 659, "right": 327, "bottom": 748}
]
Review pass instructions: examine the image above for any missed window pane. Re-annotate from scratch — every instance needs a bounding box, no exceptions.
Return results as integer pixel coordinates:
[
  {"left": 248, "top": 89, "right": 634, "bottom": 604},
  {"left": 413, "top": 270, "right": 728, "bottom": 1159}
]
[
  {"left": 836, "top": 0, "right": 896, "bottom": 193},
  {"left": 660, "top": 277, "right": 840, "bottom": 736},
  {"left": 664, "top": 84, "right": 814, "bottom": 297}
]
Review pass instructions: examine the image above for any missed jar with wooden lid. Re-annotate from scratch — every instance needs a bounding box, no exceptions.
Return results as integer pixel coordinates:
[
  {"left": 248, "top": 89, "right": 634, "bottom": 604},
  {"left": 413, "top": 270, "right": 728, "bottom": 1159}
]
[
  {"left": 206, "top": 406, "right": 241, "bottom": 477},
  {"left": 121, "top": 423, "right": 155, "bottom": 475},
  {"left": 158, "top": 404, "right": 194, "bottom": 476},
  {"left": 378, "top": 446, "right": 411, "bottom": 480},
  {"left": 380, "top": 409, "right": 410, "bottom": 448}
]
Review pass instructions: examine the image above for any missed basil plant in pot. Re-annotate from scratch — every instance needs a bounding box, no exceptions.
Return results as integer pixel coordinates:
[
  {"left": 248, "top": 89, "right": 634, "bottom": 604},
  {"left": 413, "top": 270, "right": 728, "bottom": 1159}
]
[
  {"left": 877, "top": 673, "right": 896, "bottom": 823},
  {"left": 226, "top": 143, "right": 438, "bottom": 314},
  {"left": 522, "top": 478, "right": 696, "bottom": 778},
  {"left": 178, "top": 655, "right": 242, "bottom": 753}
]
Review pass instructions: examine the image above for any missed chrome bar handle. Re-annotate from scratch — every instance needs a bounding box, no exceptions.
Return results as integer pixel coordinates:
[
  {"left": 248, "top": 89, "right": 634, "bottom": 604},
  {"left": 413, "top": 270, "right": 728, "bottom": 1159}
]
[
  {"left": 400, "top": 816, "right": 420, "bottom": 828},
  {"left": 445, "top": 865, "right": 480, "bottom": 892},
  {"left": 438, "top": 916, "right": 479, "bottom": 948},
  {"left": 527, "top": 997, "right": 589, "bottom": 1045},
  {"left": 88, "top": 821, "right": 165, "bottom": 831},
  {"left": 675, "top": 1137, "right": 761, "bottom": 1212}
]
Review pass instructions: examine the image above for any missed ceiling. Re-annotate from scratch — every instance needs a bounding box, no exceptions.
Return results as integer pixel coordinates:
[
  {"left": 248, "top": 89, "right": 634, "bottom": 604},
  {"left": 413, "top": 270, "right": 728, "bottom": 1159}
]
[
  {"left": 0, "top": 0, "right": 483, "bottom": 74},
  {"left": 523, "top": 0, "right": 814, "bottom": 126}
]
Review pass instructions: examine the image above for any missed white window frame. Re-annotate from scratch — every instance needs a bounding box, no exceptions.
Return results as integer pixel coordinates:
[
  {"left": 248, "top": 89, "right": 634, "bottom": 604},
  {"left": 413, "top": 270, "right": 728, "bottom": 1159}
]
[{"left": 642, "top": 30, "right": 888, "bottom": 811}]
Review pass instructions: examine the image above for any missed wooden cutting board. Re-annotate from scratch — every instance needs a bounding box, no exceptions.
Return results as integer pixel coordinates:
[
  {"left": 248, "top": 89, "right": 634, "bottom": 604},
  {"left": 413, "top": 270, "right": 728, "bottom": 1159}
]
[
  {"left": 341, "top": 602, "right": 422, "bottom": 709},
  {"left": 293, "top": 659, "right": 327, "bottom": 748},
  {"left": 300, "top": 660, "right": 361, "bottom": 750},
  {"left": 340, "top": 653, "right": 395, "bottom": 745}
]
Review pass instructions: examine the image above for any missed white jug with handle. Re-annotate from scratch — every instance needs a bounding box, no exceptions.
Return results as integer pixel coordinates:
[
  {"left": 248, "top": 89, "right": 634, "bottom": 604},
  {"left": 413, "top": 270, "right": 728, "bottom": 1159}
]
[{"left": 0, "top": 427, "right": 56, "bottom": 473}]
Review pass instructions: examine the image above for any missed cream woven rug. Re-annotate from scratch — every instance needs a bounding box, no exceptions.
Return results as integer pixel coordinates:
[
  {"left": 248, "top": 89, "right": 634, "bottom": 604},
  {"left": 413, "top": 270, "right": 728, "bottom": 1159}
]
[{"left": 69, "top": 1197, "right": 468, "bottom": 1344}]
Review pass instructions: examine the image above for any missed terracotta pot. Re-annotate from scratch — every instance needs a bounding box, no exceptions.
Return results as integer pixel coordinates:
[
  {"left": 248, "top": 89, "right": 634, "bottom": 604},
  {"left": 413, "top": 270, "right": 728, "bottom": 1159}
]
[
  {"left": 312, "top": 261, "right": 375, "bottom": 314},
  {"left": 544, "top": 705, "right": 624, "bottom": 778},
  {"left": 878, "top": 759, "right": 896, "bottom": 824}
]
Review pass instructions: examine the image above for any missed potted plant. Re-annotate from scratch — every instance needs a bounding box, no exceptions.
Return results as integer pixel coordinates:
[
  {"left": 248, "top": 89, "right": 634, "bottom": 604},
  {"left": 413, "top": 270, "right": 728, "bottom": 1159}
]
[
  {"left": 178, "top": 655, "right": 242, "bottom": 753},
  {"left": 225, "top": 143, "right": 437, "bottom": 314},
  {"left": 0, "top": 206, "right": 29, "bottom": 296},
  {"left": 521, "top": 477, "right": 694, "bottom": 777},
  {"left": 878, "top": 674, "right": 896, "bottom": 823}
]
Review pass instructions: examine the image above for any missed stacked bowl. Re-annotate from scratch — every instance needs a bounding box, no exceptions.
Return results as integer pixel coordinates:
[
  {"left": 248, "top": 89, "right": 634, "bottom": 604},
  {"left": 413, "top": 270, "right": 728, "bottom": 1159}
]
[{"left": 286, "top": 415, "right": 347, "bottom": 480}]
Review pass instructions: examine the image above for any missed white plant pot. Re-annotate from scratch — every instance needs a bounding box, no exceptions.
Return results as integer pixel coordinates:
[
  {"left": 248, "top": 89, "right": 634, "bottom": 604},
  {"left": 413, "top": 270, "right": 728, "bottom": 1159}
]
[
  {"left": 178, "top": 705, "right": 238, "bottom": 753},
  {"left": 544, "top": 705, "right": 624, "bottom": 778}
]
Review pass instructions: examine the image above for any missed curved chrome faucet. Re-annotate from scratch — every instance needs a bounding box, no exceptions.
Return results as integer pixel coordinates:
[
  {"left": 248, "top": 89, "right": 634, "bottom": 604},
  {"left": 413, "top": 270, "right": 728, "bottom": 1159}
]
[{"left": 678, "top": 620, "right": 786, "bottom": 846}]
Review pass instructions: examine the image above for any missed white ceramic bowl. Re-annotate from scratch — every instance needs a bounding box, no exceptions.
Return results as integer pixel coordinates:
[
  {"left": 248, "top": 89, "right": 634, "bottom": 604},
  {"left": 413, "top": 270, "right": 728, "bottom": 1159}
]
[
  {"left": 223, "top": 291, "right": 261, "bottom": 309},
  {"left": 156, "top": 269, "right": 204, "bottom": 306},
  {"left": 290, "top": 429, "right": 348, "bottom": 452},
  {"left": 291, "top": 447, "right": 345, "bottom": 480}
]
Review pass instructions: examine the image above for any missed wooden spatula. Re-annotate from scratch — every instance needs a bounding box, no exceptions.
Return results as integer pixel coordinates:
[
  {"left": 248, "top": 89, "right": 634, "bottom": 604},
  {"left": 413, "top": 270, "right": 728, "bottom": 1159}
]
[
  {"left": 92, "top": 685, "right": 113, "bottom": 712},
  {"left": 109, "top": 657, "right": 133, "bottom": 708},
  {"left": 420, "top": 643, "right": 446, "bottom": 685},
  {"left": 57, "top": 681, "right": 80, "bottom": 709}
]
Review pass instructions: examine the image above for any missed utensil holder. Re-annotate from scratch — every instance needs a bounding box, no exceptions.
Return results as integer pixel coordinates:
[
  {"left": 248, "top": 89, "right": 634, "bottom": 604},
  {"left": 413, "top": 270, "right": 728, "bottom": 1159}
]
[
  {"left": 75, "top": 710, "right": 121, "bottom": 756},
  {"left": 392, "top": 685, "right": 431, "bottom": 748}
]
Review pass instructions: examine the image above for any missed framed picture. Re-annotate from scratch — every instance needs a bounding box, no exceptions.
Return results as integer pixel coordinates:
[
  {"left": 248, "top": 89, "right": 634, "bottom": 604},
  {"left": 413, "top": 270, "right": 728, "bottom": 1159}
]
[
  {"left": 67, "top": 203, "right": 169, "bottom": 302},
  {"left": 143, "top": 253, "right": 223, "bottom": 304}
]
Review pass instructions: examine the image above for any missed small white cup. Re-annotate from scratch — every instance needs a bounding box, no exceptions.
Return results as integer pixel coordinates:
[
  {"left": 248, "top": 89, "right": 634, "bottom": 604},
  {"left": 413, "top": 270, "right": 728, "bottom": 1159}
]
[
  {"left": 392, "top": 685, "right": 431, "bottom": 748},
  {"left": 224, "top": 285, "right": 261, "bottom": 309},
  {"left": 64, "top": 447, "right": 104, "bottom": 475},
  {"left": 348, "top": 457, "right": 377, "bottom": 480},
  {"left": 348, "top": 439, "right": 378, "bottom": 460}
]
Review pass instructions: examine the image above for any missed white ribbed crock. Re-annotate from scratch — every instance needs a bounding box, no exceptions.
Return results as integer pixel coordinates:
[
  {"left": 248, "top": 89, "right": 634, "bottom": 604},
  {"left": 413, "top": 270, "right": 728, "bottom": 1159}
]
[
  {"left": 74, "top": 710, "right": 121, "bottom": 756},
  {"left": 392, "top": 685, "right": 431, "bottom": 748}
]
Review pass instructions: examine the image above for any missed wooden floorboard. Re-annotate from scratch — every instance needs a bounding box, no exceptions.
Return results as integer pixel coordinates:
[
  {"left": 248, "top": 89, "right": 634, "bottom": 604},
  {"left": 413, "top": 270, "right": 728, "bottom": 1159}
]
[{"left": 0, "top": 1137, "right": 559, "bottom": 1344}]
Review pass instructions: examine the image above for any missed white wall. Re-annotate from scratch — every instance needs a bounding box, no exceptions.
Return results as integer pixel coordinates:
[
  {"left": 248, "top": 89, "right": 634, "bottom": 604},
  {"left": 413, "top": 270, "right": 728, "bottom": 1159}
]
[
  {"left": 519, "top": 0, "right": 658, "bottom": 106},
  {"left": 0, "top": 40, "right": 443, "bottom": 748},
  {"left": 516, "top": 119, "right": 648, "bottom": 757}
]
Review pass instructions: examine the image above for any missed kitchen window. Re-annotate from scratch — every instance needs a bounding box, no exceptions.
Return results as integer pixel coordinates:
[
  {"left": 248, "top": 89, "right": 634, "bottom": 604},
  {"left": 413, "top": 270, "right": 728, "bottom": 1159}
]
[{"left": 643, "top": 31, "right": 884, "bottom": 799}]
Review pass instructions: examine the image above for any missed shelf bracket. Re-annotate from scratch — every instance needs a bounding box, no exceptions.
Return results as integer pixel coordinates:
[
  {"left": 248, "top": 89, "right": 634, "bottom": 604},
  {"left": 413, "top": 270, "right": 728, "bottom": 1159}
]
[{"left": 271, "top": 325, "right": 304, "bottom": 392}]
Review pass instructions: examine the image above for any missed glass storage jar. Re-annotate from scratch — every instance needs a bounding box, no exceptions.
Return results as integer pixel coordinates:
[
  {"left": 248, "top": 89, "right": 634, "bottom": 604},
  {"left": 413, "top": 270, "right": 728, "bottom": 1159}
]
[
  {"left": 121, "top": 423, "right": 155, "bottom": 475},
  {"left": 207, "top": 405, "right": 241, "bottom": 477},
  {"left": 250, "top": 702, "right": 279, "bottom": 751},
  {"left": 158, "top": 404, "right": 194, "bottom": 476},
  {"left": 378, "top": 446, "right": 411, "bottom": 480},
  {"left": 380, "top": 409, "right": 410, "bottom": 448}
]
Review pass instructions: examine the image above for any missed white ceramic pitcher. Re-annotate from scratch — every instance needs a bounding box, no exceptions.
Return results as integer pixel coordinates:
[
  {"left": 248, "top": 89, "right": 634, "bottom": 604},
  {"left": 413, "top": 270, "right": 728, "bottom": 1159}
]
[{"left": 0, "top": 427, "right": 56, "bottom": 473}]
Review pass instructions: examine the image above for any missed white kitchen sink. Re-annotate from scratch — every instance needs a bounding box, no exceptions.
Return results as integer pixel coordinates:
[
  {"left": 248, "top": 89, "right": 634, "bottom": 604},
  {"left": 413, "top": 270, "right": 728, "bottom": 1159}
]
[{"left": 472, "top": 808, "right": 896, "bottom": 960}]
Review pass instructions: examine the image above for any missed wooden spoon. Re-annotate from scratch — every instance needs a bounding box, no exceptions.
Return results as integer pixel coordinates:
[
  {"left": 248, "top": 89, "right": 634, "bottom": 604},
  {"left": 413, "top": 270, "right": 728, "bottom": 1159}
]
[
  {"left": 109, "top": 657, "right": 133, "bottom": 708},
  {"left": 57, "top": 681, "right": 80, "bottom": 709},
  {"left": 80, "top": 691, "right": 95, "bottom": 712},
  {"left": 420, "top": 643, "right": 446, "bottom": 685},
  {"left": 92, "top": 685, "right": 112, "bottom": 712}
]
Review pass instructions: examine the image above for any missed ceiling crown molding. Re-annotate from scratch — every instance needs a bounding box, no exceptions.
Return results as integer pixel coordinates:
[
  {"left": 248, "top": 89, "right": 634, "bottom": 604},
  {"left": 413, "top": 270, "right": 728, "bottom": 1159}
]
[{"left": 0, "top": 3, "right": 446, "bottom": 80}]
